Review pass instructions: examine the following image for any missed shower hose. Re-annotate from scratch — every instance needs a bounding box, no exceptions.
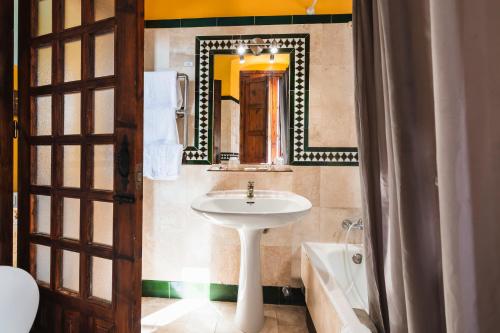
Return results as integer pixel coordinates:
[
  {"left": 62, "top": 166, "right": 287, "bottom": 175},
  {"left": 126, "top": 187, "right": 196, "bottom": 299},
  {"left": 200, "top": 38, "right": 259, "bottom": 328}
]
[{"left": 342, "top": 223, "right": 368, "bottom": 311}]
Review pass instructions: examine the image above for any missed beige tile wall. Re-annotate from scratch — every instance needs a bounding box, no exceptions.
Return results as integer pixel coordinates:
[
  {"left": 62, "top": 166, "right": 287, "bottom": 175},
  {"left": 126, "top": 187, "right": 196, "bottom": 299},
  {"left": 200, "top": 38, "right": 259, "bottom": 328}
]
[
  {"left": 142, "top": 165, "right": 362, "bottom": 287},
  {"left": 143, "top": 23, "right": 361, "bottom": 287},
  {"left": 220, "top": 100, "right": 240, "bottom": 153}
]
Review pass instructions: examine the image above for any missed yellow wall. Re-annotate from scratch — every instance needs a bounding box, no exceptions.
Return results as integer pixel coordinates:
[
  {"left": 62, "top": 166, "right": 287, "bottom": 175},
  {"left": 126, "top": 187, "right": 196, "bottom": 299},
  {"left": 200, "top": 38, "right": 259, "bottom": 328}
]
[
  {"left": 13, "top": 65, "right": 18, "bottom": 192},
  {"left": 213, "top": 56, "right": 234, "bottom": 96},
  {"left": 214, "top": 54, "right": 290, "bottom": 100},
  {"left": 145, "top": 0, "right": 352, "bottom": 20},
  {"left": 13, "top": 65, "right": 18, "bottom": 90},
  {"left": 13, "top": 116, "right": 18, "bottom": 192}
]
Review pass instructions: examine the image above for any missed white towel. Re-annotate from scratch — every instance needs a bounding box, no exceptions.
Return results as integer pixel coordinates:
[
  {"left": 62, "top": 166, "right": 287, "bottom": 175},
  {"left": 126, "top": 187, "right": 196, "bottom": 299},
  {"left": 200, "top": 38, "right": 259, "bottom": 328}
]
[
  {"left": 143, "top": 141, "right": 184, "bottom": 181},
  {"left": 143, "top": 71, "right": 184, "bottom": 180},
  {"left": 144, "top": 71, "right": 183, "bottom": 109}
]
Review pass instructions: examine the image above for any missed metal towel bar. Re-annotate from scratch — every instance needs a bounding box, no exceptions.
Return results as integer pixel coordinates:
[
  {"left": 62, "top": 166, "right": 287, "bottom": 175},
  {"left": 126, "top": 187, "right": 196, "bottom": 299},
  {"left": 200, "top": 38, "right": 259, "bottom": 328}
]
[{"left": 176, "top": 73, "right": 189, "bottom": 149}]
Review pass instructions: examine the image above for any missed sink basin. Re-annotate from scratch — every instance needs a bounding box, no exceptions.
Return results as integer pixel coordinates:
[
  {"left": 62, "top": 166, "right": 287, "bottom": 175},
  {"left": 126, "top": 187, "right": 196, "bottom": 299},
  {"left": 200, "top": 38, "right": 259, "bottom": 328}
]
[
  {"left": 191, "top": 190, "right": 312, "bottom": 229},
  {"left": 192, "top": 189, "right": 312, "bottom": 333}
]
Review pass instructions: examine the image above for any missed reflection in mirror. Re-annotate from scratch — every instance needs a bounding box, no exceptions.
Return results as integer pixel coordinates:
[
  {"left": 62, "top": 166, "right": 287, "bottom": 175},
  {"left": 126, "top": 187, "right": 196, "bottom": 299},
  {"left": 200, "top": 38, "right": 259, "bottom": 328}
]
[{"left": 212, "top": 53, "right": 290, "bottom": 165}]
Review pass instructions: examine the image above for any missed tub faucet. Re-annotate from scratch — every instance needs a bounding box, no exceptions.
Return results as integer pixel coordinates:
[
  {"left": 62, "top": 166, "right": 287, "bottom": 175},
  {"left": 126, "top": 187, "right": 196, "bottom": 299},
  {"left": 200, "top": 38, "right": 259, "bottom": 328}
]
[
  {"left": 247, "top": 181, "right": 255, "bottom": 200},
  {"left": 342, "top": 218, "right": 363, "bottom": 230}
]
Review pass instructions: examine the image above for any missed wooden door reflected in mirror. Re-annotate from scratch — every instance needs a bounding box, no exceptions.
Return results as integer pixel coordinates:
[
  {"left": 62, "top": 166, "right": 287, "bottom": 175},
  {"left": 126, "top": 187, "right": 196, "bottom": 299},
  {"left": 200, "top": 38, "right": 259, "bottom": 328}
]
[{"left": 212, "top": 53, "right": 290, "bottom": 165}]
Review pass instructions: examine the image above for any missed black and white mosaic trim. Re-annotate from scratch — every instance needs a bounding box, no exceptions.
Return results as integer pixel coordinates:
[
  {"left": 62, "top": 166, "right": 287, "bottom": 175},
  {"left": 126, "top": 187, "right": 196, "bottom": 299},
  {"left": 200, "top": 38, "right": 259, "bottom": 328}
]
[
  {"left": 186, "top": 34, "right": 358, "bottom": 166},
  {"left": 220, "top": 152, "right": 239, "bottom": 161}
]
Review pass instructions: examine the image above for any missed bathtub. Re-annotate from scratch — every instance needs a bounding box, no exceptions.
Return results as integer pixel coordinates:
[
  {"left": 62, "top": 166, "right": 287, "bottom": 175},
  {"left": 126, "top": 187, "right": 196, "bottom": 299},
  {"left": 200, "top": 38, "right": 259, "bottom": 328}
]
[{"left": 301, "top": 242, "right": 375, "bottom": 333}]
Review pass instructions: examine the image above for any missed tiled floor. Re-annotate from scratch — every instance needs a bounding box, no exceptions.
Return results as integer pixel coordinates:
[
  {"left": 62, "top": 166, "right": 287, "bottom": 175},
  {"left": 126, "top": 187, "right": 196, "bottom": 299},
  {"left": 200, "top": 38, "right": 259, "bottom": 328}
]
[{"left": 141, "top": 297, "right": 309, "bottom": 333}]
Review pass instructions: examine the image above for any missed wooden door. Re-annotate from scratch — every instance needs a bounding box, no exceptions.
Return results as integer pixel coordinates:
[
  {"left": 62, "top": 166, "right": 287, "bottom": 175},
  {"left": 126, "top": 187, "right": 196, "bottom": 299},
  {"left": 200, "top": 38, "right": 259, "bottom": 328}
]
[
  {"left": 0, "top": 0, "right": 14, "bottom": 266},
  {"left": 239, "top": 73, "right": 268, "bottom": 164},
  {"left": 18, "top": 0, "right": 144, "bottom": 331},
  {"left": 212, "top": 80, "right": 222, "bottom": 164}
]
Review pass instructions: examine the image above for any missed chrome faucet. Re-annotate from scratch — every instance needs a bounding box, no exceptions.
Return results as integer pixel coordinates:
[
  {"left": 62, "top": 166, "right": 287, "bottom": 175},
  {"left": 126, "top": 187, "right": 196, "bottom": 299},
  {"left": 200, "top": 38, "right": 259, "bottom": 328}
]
[
  {"left": 247, "top": 181, "right": 255, "bottom": 200},
  {"left": 341, "top": 217, "right": 363, "bottom": 230}
]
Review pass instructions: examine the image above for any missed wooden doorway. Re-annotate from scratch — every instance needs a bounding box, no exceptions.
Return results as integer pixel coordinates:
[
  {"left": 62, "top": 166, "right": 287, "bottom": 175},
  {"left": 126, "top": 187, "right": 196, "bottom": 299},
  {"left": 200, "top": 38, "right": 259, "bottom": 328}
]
[
  {"left": 17, "top": 0, "right": 144, "bottom": 331},
  {"left": 0, "top": 0, "right": 14, "bottom": 266},
  {"left": 239, "top": 71, "right": 284, "bottom": 164}
]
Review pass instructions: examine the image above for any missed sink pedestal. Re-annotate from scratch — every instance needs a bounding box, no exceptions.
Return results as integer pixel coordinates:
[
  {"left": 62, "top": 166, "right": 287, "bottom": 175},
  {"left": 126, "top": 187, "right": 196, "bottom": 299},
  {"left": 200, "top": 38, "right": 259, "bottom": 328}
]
[
  {"left": 191, "top": 190, "right": 312, "bottom": 333},
  {"left": 234, "top": 229, "right": 265, "bottom": 333}
]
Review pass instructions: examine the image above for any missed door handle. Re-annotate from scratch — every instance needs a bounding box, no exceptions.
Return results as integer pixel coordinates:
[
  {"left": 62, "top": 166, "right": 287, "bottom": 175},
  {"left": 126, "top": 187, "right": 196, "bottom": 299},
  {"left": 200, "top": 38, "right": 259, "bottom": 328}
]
[{"left": 117, "top": 135, "right": 130, "bottom": 190}]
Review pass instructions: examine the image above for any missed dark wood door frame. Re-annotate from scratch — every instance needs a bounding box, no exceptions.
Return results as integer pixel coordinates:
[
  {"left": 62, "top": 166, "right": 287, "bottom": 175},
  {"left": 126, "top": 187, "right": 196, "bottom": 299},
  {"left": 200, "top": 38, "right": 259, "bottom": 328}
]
[
  {"left": 18, "top": 0, "right": 144, "bottom": 331},
  {"left": 0, "top": 0, "right": 14, "bottom": 266},
  {"left": 212, "top": 80, "right": 222, "bottom": 164}
]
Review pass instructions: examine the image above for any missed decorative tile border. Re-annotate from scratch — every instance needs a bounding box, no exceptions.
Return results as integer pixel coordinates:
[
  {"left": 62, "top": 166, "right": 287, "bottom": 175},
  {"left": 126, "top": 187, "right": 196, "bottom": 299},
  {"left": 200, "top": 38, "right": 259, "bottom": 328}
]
[
  {"left": 145, "top": 14, "right": 352, "bottom": 29},
  {"left": 186, "top": 33, "right": 358, "bottom": 165},
  {"left": 220, "top": 152, "right": 239, "bottom": 161},
  {"left": 142, "top": 280, "right": 305, "bottom": 306}
]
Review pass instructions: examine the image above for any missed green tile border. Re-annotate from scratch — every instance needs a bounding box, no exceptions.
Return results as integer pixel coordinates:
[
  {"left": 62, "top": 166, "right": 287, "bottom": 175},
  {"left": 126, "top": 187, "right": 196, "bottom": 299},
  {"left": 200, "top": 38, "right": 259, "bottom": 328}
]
[
  {"left": 217, "top": 16, "right": 255, "bottom": 27},
  {"left": 221, "top": 95, "right": 240, "bottom": 104},
  {"left": 142, "top": 280, "right": 305, "bottom": 306},
  {"left": 145, "top": 14, "right": 352, "bottom": 29}
]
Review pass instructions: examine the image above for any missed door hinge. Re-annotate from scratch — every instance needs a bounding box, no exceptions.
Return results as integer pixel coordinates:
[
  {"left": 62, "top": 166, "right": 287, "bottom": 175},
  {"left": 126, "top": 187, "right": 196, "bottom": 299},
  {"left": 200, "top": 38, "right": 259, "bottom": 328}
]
[{"left": 13, "top": 120, "right": 18, "bottom": 139}]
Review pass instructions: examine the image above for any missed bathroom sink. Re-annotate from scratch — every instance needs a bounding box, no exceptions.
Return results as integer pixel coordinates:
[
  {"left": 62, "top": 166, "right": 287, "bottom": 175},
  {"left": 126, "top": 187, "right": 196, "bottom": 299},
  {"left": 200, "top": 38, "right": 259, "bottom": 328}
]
[
  {"left": 191, "top": 190, "right": 312, "bottom": 229},
  {"left": 192, "top": 188, "right": 311, "bottom": 333}
]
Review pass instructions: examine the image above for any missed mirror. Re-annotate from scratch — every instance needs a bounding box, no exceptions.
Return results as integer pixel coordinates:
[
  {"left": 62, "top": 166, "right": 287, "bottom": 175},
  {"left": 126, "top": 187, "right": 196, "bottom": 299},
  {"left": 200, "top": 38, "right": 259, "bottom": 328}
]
[{"left": 212, "top": 53, "right": 291, "bottom": 165}]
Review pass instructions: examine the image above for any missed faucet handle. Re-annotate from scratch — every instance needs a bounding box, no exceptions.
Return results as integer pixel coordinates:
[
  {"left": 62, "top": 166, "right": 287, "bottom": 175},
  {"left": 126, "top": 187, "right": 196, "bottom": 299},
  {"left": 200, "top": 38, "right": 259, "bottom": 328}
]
[{"left": 248, "top": 181, "right": 255, "bottom": 187}]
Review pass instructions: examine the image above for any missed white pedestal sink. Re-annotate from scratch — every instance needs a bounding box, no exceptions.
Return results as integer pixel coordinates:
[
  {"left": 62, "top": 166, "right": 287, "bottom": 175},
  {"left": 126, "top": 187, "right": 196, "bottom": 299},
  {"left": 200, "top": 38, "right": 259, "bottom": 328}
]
[{"left": 192, "top": 190, "right": 312, "bottom": 333}]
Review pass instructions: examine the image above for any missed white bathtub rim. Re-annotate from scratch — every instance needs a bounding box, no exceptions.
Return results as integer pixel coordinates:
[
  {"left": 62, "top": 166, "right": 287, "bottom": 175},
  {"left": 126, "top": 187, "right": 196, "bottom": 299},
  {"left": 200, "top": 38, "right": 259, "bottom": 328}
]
[{"left": 302, "top": 242, "right": 371, "bottom": 333}]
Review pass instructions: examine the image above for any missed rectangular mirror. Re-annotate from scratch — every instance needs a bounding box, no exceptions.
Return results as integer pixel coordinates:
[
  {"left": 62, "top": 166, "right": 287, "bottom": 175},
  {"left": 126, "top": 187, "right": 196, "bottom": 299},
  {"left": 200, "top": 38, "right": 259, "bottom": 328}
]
[{"left": 212, "top": 53, "right": 290, "bottom": 165}]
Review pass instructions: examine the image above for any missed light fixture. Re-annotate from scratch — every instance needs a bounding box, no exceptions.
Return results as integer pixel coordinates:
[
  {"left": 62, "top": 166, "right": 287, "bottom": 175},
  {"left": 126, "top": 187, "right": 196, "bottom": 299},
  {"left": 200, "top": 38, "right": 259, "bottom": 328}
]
[
  {"left": 239, "top": 55, "right": 245, "bottom": 64},
  {"left": 270, "top": 41, "right": 278, "bottom": 54},
  {"left": 269, "top": 54, "right": 275, "bottom": 64},
  {"left": 234, "top": 38, "right": 281, "bottom": 56},
  {"left": 236, "top": 42, "right": 246, "bottom": 55},
  {"left": 307, "top": 0, "right": 318, "bottom": 15}
]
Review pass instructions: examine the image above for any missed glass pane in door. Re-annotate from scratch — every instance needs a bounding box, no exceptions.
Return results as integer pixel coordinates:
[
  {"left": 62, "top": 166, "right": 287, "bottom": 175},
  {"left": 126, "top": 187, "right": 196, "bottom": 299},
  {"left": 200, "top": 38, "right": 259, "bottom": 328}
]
[
  {"left": 36, "top": 0, "right": 52, "bottom": 36},
  {"left": 94, "top": 0, "right": 114, "bottom": 21},
  {"left": 62, "top": 198, "right": 80, "bottom": 240},
  {"left": 64, "top": 39, "right": 82, "bottom": 82},
  {"left": 91, "top": 256, "right": 112, "bottom": 301},
  {"left": 92, "top": 201, "right": 113, "bottom": 246},
  {"left": 33, "top": 195, "right": 51, "bottom": 234},
  {"left": 63, "top": 145, "right": 81, "bottom": 188},
  {"left": 35, "top": 95, "right": 52, "bottom": 136},
  {"left": 93, "top": 145, "right": 113, "bottom": 190},
  {"left": 35, "top": 46, "right": 52, "bottom": 86},
  {"left": 64, "top": 92, "right": 81, "bottom": 135},
  {"left": 34, "top": 244, "right": 51, "bottom": 285},
  {"left": 62, "top": 250, "right": 80, "bottom": 292},
  {"left": 64, "top": 0, "right": 81, "bottom": 29},
  {"left": 94, "top": 32, "right": 114, "bottom": 77},
  {"left": 34, "top": 145, "right": 52, "bottom": 186},
  {"left": 93, "top": 88, "right": 114, "bottom": 134}
]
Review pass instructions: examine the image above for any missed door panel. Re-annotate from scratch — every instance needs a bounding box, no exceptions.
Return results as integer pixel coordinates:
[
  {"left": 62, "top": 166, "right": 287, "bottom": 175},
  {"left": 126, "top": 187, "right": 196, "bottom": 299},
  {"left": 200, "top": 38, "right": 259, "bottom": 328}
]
[
  {"left": 239, "top": 73, "right": 268, "bottom": 164},
  {"left": 18, "top": 0, "right": 143, "bottom": 331}
]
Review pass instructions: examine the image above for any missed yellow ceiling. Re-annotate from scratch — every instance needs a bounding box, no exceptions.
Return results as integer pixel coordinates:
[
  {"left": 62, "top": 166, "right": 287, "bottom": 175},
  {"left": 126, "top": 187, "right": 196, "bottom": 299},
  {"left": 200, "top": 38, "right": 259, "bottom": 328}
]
[{"left": 145, "top": 0, "right": 352, "bottom": 20}]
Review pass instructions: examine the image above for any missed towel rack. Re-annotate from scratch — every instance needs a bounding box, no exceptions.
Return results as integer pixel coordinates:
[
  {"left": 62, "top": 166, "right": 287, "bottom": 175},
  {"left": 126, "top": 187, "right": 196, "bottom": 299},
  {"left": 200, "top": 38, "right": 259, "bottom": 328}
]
[{"left": 176, "top": 73, "right": 189, "bottom": 148}]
